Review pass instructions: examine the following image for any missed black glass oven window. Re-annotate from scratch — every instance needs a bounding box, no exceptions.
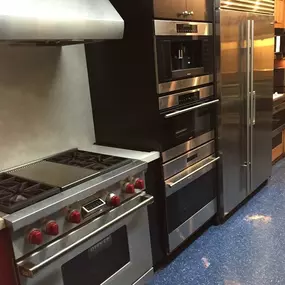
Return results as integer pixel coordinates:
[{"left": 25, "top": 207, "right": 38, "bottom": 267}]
[
  {"left": 166, "top": 169, "right": 216, "bottom": 233},
  {"left": 62, "top": 226, "right": 130, "bottom": 285}
]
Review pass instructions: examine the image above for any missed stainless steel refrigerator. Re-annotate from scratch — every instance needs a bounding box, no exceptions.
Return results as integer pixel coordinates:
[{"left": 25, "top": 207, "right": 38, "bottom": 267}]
[{"left": 216, "top": 0, "right": 274, "bottom": 216}]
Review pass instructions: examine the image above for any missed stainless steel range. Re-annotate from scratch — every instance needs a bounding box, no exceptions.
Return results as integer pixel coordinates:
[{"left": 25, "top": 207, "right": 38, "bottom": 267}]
[{"left": 0, "top": 149, "right": 153, "bottom": 285}]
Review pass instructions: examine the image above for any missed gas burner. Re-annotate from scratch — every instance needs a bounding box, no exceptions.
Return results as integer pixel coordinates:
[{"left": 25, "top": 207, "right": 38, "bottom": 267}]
[
  {"left": 0, "top": 174, "right": 60, "bottom": 214},
  {"left": 46, "top": 150, "right": 131, "bottom": 173}
]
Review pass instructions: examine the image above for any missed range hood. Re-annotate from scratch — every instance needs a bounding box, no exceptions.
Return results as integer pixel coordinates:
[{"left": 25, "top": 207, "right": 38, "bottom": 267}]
[{"left": 0, "top": 0, "right": 124, "bottom": 45}]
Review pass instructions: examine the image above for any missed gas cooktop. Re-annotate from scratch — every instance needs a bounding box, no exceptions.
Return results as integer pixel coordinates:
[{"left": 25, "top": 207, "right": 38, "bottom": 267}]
[
  {"left": 45, "top": 149, "right": 130, "bottom": 173},
  {"left": 0, "top": 173, "right": 60, "bottom": 214},
  {"left": 0, "top": 150, "right": 132, "bottom": 214}
]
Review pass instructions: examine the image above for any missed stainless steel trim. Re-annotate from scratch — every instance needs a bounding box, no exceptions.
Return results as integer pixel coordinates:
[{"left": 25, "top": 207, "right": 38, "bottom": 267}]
[
  {"left": 17, "top": 192, "right": 153, "bottom": 278},
  {"left": 168, "top": 199, "right": 216, "bottom": 252},
  {"left": 162, "top": 131, "right": 215, "bottom": 163},
  {"left": 164, "top": 99, "right": 219, "bottom": 119},
  {"left": 4, "top": 160, "right": 148, "bottom": 232},
  {"left": 220, "top": 0, "right": 274, "bottom": 15},
  {"left": 132, "top": 268, "right": 154, "bottom": 285},
  {"left": 163, "top": 141, "right": 215, "bottom": 180},
  {"left": 154, "top": 20, "right": 213, "bottom": 36},
  {"left": 166, "top": 157, "right": 220, "bottom": 188},
  {"left": 159, "top": 85, "right": 214, "bottom": 111},
  {"left": 250, "top": 20, "right": 254, "bottom": 194},
  {"left": 165, "top": 156, "right": 219, "bottom": 197},
  {"left": 158, "top": 74, "right": 214, "bottom": 94},
  {"left": 246, "top": 19, "right": 251, "bottom": 195}
]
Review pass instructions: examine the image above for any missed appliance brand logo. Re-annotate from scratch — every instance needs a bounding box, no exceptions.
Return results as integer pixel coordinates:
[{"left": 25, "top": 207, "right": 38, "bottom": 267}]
[{"left": 88, "top": 235, "right": 112, "bottom": 258}]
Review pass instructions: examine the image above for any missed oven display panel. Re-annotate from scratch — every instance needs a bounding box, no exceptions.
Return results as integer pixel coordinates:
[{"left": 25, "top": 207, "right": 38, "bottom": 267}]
[
  {"left": 177, "top": 24, "right": 198, "bottom": 33},
  {"left": 62, "top": 226, "right": 130, "bottom": 285}
]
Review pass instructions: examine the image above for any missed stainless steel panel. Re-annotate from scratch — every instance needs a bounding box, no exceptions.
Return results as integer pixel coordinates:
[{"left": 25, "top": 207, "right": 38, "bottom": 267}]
[
  {"left": 220, "top": 0, "right": 274, "bottom": 15},
  {"left": 0, "top": 0, "right": 124, "bottom": 42},
  {"left": 251, "top": 13, "right": 274, "bottom": 191},
  {"left": 163, "top": 141, "right": 215, "bottom": 180},
  {"left": 4, "top": 160, "right": 147, "bottom": 231},
  {"left": 158, "top": 74, "right": 214, "bottom": 94},
  {"left": 219, "top": 10, "right": 249, "bottom": 215},
  {"left": 165, "top": 156, "right": 219, "bottom": 197},
  {"left": 164, "top": 99, "right": 219, "bottom": 119},
  {"left": 162, "top": 131, "right": 215, "bottom": 163},
  {"left": 219, "top": 9, "right": 274, "bottom": 215},
  {"left": 10, "top": 161, "right": 97, "bottom": 189},
  {"left": 168, "top": 199, "right": 216, "bottom": 252},
  {"left": 154, "top": 20, "right": 213, "bottom": 36},
  {"left": 132, "top": 268, "right": 153, "bottom": 285},
  {"left": 17, "top": 194, "right": 153, "bottom": 285},
  {"left": 159, "top": 85, "right": 214, "bottom": 111}
]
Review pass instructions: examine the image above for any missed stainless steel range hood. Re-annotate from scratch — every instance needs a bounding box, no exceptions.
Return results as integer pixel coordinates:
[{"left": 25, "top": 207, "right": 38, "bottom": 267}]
[{"left": 0, "top": 0, "right": 124, "bottom": 45}]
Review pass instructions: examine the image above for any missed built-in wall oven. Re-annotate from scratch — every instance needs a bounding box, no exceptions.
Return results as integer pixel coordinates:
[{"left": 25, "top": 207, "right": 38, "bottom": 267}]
[
  {"left": 154, "top": 20, "right": 214, "bottom": 94},
  {"left": 159, "top": 83, "right": 219, "bottom": 252}
]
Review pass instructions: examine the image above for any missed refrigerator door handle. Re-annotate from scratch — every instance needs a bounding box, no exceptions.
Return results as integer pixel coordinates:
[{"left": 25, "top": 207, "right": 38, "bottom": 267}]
[
  {"left": 252, "top": 90, "right": 256, "bottom": 125},
  {"left": 250, "top": 20, "right": 254, "bottom": 194}
]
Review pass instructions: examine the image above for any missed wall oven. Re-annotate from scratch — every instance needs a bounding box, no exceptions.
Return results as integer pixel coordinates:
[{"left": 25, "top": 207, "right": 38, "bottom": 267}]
[
  {"left": 154, "top": 20, "right": 214, "bottom": 94},
  {"left": 16, "top": 193, "right": 153, "bottom": 285},
  {"left": 159, "top": 85, "right": 218, "bottom": 151},
  {"left": 162, "top": 137, "right": 219, "bottom": 253}
]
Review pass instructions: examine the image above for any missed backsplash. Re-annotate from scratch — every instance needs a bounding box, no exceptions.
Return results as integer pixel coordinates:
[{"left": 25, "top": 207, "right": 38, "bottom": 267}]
[{"left": 0, "top": 45, "right": 95, "bottom": 171}]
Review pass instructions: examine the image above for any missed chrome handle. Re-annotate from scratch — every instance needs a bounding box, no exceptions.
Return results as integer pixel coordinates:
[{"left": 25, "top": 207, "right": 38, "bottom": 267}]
[
  {"left": 178, "top": 10, "right": 194, "bottom": 17},
  {"left": 164, "top": 99, "right": 219, "bottom": 119},
  {"left": 252, "top": 90, "right": 256, "bottom": 125},
  {"left": 166, "top": 157, "right": 220, "bottom": 188},
  {"left": 17, "top": 193, "right": 153, "bottom": 279}
]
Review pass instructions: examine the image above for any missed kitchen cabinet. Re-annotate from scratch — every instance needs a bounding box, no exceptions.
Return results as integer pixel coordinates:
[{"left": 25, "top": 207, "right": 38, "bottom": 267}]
[
  {"left": 275, "top": 0, "right": 285, "bottom": 28},
  {"left": 272, "top": 130, "right": 285, "bottom": 162},
  {"left": 153, "top": 0, "right": 213, "bottom": 22}
]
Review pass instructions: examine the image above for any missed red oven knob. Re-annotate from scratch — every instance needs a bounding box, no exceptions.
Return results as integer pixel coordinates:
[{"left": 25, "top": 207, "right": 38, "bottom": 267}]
[
  {"left": 28, "top": 229, "right": 43, "bottom": 245},
  {"left": 45, "top": 221, "right": 59, "bottom": 236},
  {"left": 107, "top": 194, "right": 121, "bottom": 207},
  {"left": 67, "top": 210, "right": 81, "bottom": 224},
  {"left": 134, "top": 178, "right": 145, "bottom": 190},
  {"left": 123, "top": 182, "right": 135, "bottom": 194}
]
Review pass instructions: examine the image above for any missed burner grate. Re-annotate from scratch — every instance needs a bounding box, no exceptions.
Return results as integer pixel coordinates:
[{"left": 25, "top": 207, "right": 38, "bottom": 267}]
[
  {"left": 0, "top": 173, "right": 60, "bottom": 214},
  {"left": 46, "top": 150, "right": 131, "bottom": 173}
]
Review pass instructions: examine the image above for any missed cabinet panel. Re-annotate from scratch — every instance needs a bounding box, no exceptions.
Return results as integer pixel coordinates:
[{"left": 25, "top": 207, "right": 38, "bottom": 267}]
[
  {"left": 186, "top": 0, "right": 214, "bottom": 22},
  {"left": 153, "top": 0, "right": 186, "bottom": 20},
  {"left": 275, "top": 0, "right": 284, "bottom": 28},
  {"left": 153, "top": 0, "right": 213, "bottom": 21}
]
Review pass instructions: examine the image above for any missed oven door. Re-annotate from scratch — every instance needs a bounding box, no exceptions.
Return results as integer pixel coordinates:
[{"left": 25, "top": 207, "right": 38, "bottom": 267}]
[
  {"left": 160, "top": 99, "right": 218, "bottom": 151},
  {"left": 17, "top": 193, "right": 153, "bottom": 285},
  {"left": 273, "top": 101, "right": 285, "bottom": 134},
  {"left": 155, "top": 20, "right": 213, "bottom": 94},
  {"left": 165, "top": 156, "right": 219, "bottom": 253}
]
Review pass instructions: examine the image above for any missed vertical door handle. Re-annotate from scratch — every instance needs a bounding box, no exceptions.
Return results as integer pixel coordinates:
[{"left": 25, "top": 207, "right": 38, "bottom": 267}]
[{"left": 252, "top": 90, "right": 256, "bottom": 125}]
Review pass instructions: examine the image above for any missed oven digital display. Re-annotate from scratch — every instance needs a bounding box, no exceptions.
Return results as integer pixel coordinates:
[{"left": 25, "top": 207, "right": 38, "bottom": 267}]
[
  {"left": 177, "top": 24, "right": 198, "bottom": 33},
  {"left": 179, "top": 91, "right": 200, "bottom": 105}
]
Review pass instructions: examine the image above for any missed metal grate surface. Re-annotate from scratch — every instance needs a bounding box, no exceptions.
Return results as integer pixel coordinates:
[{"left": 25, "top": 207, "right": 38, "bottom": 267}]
[{"left": 220, "top": 0, "right": 274, "bottom": 15}]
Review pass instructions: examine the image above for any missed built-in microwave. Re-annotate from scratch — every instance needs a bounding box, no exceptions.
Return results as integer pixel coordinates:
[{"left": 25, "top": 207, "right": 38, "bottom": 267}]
[{"left": 154, "top": 20, "right": 214, "bottom": 95}]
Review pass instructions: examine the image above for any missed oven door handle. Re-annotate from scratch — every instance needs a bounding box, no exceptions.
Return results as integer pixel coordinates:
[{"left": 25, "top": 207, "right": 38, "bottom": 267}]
[
  {"left": 17, "top": 193, "right": 153, "bottom": 279},
  {"left": 164, "top": 99, "right": 219, "bottom": 119},
  {"left": 166, "top": 157, "right": 220, "bottom": 188}
]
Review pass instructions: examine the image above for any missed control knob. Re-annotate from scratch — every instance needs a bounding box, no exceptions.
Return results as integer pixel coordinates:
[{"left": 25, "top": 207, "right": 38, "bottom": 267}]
[
  {"left": 134, "top": 178, "right": 145, "bottom": 190},
  {"left": 107, "top": 193, "right": 121, "bottom": 207},
  {"left": 45, "top": 221, "right": 59, "bottom": 236},
  {"left": 123, "top": 182, "right": 135, "bottom": 194},
  {"left": 28, "top": 229, "right": 43, "bottom": 245},
  {"left": 67, "top": 210, "right": 81, "bottom": 224}
]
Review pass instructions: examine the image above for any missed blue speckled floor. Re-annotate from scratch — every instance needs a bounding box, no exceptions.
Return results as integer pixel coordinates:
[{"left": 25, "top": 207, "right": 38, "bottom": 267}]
[{"left": 149, "top": 159, "right": 285, "bottom": 285}]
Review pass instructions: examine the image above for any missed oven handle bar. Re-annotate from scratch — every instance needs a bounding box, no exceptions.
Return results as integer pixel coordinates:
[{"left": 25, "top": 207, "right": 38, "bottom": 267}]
[
  {"left": 164, "top": 99, "right": 219, "bottom": 119},
  {"left": 17, "top": 193, "right": 153, "bottom": 279},
  {"left": 166, "top": 156, "right": 220, "bottom": 188}
]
